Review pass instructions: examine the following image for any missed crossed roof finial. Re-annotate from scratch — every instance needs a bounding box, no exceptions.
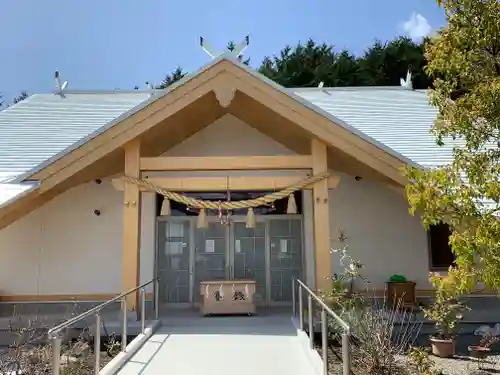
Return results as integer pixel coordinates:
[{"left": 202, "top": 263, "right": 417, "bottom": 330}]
[{"left": 199, "top": 35, "right": 250, "bottom": 60}]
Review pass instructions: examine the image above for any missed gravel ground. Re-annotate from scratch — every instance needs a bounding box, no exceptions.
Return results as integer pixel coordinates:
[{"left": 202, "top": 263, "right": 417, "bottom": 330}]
[
  {"left": 314, "top": 344, "right": 345, "bottom": 375},
  {"left": 395, "top": 353, "right": 500, "bottom": 375},
  {"left": 315, "top": 337, "right": 500, "bottom": 375}
]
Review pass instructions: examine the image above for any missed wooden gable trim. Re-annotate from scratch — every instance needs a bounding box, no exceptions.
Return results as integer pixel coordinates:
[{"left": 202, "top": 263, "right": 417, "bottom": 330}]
[
  {"left": 221, "top": 62, "right": 408, "bottom": 185},
  {"left": 29, "top": 58, "right": 407, "bottom": 193},
  {"left": 29, "top": 62, "right": 229, "bottom": 183},
  {"left": 36, "top": 76, "right": 228, "bottom": 193}
]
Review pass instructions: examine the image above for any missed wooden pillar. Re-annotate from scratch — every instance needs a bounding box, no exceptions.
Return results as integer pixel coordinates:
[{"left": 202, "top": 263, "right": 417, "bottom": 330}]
[
  {"left": 311, "top": 138, "right": 332, "bottom": 293},
  {"left": 122, "top": 139, "right": 141, "bottom": 310}
]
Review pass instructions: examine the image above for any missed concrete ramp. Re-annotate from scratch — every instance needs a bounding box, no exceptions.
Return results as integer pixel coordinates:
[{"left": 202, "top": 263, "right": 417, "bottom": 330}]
[{"left": 116, "top": 314, "right": 317, "bottom": 375}]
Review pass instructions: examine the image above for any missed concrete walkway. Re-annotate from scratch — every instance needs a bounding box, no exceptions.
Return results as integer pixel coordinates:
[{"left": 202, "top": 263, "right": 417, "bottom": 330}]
[{"left": 116, "top": 313, "right": 316, "bottom": 375}]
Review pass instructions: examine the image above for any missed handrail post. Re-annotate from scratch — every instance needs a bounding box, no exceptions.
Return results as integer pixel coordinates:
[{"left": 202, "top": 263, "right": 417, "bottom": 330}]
[
  {"left": 292, "top": 277, "right": 296, "bottom": 316},
  {"left": 342, "top": 331, "right": 350, "bottom": 375},
  {"left": 321, "top": 308, "right": 328, "bottom": 375},
  {"left": 121, "top": 297, "right": 128, "bottom": 351},
  {"left": 298, "top": 286, "right": 304, "bottom": 330},
  {"left": 46, "top": 277, "right": 157, "bottom": 364},
  {"left": 308, "top": 294, "right": 314, "bottom": 349},
  {"left": 94, "top": 313, "right": 101, "bottom": 375},
  {"left": 154, "top": 277, "right": 160, "bottom": 320},
  {"left": 140, "top": 288, "right": 146, "bottom": 333},
  {"left": 51, "top": 335, "right": 62, "bottom": 375}
]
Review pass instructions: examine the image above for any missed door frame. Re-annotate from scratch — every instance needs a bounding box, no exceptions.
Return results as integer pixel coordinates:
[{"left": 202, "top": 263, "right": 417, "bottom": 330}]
[
  {"left": 155, "top": 214, "right": 304, "bottom": 307},
  {"left": 264, "top": 215, "right": 304, "bottom": 306},
  {"left": 155, "top": 215, "right": 196, "bottom": 308}
]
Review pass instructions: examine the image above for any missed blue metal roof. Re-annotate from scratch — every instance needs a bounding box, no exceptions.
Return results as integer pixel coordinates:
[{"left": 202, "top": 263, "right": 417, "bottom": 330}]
[
  {"left": 292, "top": 87, "right": 455, "bottom": 168},
  {"left": 0, "top": 92, "right": 151, "bottom": 182},
  {"left": 0, "top": 57, "right": 451, "bottom": 206}
]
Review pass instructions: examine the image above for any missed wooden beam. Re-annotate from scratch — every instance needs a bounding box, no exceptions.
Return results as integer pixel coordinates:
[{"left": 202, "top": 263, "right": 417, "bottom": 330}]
[
  {"left": 228, "top": 64, "right": 409, "bottom": 185},
  {"left": 122, "top": 140, "right": 141, "bottom": 310},
  {"left": 139, "top": 155, "right": 313, "bottom": 171},
  {"left": 112, "top": 174, "right": 341, "bottom": 192},
  {"left": 311, "top": 138, "right": 332, "bottom": 293},
  {"left": 29, "top": 62, "right": 227, "bottom": 182}
]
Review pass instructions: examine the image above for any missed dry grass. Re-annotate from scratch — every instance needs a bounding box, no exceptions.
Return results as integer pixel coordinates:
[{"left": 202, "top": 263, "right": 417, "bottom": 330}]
[{"left": 0, "top": 304, "right": 119, "bottom": 375}]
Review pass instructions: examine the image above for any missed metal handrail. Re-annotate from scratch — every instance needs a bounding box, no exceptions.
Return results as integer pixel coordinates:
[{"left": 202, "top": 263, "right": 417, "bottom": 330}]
[
  {"left": 295, "top": 279, "right": 350, "bottom": 332},
  {"left": 48, "top": 277, "right": 159, "bottom": 338},
  {"left": 292, "top": 278, "right": 351, "bottom": 375},
  {"left": 49, "top": 277, "right": 160, "bottom": 375}
]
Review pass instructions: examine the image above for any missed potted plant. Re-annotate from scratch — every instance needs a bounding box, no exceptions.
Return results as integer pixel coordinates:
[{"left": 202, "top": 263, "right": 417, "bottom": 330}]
[
  {"left": 386, "top": 274, "right": 416, "bottom": 307},
  {"left": 423, "top": 275, "right": 468, "bottom": 358},
  {"left": 468, "top": 331, "right": 500, "bottom": 359}
]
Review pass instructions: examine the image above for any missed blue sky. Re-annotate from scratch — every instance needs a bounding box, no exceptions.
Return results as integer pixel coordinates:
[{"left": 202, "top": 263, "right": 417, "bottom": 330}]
[{"left": 0, "top": 0, "right": 446, "bottom": 102}]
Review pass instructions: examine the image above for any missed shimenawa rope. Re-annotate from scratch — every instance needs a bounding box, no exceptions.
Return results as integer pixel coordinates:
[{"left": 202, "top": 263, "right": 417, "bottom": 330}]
[{"left": 121, "top": 172, "right": 329, "bottom": 210}]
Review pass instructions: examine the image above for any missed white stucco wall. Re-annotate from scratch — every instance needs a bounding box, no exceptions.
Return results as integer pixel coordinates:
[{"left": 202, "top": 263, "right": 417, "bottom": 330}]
[
  {"left": 0, "top": 113, "right": 432, "bottom": 298},
  {"left": 329, "top": 174, "right": 431, "bottom": 289},
  {"left": 165, "top": 114, "right": 296, "bottom": 157},
  {"left": 0, "top": 180, "right": 123, "bottom": 296},
  {"left": 0, "top": 181, "right": 158, "bottom": 297}
]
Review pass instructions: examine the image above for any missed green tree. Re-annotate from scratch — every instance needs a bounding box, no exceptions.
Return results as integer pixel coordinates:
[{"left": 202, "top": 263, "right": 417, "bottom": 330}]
[
  {"left": 259, "top": 39, "right": 341, "bottom": 87},
  {"left": 405, "top": 0, "right": 500, "bottom": 293},
  {"left": 258, "top": 37, "right": 430, "bottom": 88},
  {"left": 359, "top": 37, "right": 431, "bottom": 89},
  {"left": 157, "top": 67, "right": 186, "bottom": 89},
  {"left": 0, "top": 91, "right": 28, "bottom": 109},
  {"left": 12, "top": 91, "right": 28, "bottom": 104}
]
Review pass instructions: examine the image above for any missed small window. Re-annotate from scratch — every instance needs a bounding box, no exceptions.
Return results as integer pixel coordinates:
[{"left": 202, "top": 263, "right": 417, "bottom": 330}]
[{"left": 428, "top": 223, "right": 455, "bottom": 269}]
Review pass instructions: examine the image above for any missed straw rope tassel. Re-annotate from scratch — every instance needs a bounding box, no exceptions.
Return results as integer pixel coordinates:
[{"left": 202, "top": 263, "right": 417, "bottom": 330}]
[
  {"left": 286, "top": 193, "right": 297, "bottom": 214},
  {"left": 246, "top": 207, "right": 256, "bottom": 228},
  {"left": 197, "top": 208, "right": 208, "bottom": 229},
  {"left": 160, "top": 198, "right": 171, "bottom": 216}
]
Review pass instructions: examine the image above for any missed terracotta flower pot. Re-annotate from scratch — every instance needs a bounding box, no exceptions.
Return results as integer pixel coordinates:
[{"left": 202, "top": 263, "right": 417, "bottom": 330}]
[
  {"left": 468, "top": 345, "right": 491, "bottom": 359},
  {"left": 430, "top": 337, "right": 456, "bottom": 358}
]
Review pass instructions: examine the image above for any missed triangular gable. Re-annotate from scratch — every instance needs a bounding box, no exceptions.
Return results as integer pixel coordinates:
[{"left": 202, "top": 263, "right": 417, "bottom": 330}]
[
  {"left": 21, "top": 55, "right": 411, "bottom": 196},
  {"left": 12, "top": 55, "right": 233, "bottom": 184}
]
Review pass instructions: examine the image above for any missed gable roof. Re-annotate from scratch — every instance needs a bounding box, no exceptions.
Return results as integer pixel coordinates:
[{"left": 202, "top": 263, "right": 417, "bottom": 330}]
[
  {"left": 0, "top": 54, "right": 445, "bottom": 207},
  {"left": 0, "top": 91, "right": 151, "bottom": 183},
  {"left": 293, "top": 87, "right": 453, "bottom": 168}
]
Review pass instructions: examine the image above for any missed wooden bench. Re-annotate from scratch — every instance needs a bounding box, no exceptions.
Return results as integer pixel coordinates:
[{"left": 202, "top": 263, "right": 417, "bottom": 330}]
[{"left": 200, "top": 280, "right": 256, "bottom": 316}]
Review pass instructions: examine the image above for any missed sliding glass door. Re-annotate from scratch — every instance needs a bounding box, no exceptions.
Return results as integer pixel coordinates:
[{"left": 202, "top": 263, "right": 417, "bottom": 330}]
[{"left": 157, "top": 216, "right": 303, "bottom": 306}]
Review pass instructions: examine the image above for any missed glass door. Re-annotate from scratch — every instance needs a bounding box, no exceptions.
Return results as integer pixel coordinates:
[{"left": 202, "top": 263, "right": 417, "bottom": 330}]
[
  {"left": 269, "top": 217, "right": 303, "bottom": 304},
  {"left": 192, "top": 219, "right": 229, "bottom": 304},
  {"left": 158, "top": 216, "right": 303, "bottom": 306},
  {"left": 230, "top": 220, "right": 267, "bottom": 305},
  {"left": 157, "top": 219, "right": 192, "bottom": 304}
]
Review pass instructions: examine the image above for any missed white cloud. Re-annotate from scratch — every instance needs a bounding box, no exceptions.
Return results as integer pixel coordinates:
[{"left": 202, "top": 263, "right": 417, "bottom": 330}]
[{"left": 403, "top": 12, "right": 432, "bottom": 42}]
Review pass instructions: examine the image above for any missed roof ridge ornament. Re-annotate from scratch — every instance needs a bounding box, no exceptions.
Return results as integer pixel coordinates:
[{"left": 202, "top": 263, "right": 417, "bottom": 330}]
[
  {"left": 400, "top": 67, "right": 413, "bottom": 90},
  {"left": 199, "top": 35, "right": 250, "bottom": 60},
  {"left": 318, "top": 81, "right": 331, "bottom": 96},
  {"left": 145, "top": 81, "right": 155, "bottom": 98},
  {"left": 54, "top": 71, "right": 68, "bottom": 97}
]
